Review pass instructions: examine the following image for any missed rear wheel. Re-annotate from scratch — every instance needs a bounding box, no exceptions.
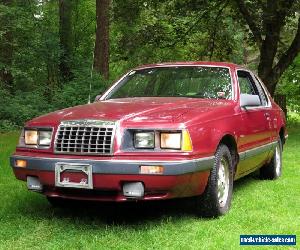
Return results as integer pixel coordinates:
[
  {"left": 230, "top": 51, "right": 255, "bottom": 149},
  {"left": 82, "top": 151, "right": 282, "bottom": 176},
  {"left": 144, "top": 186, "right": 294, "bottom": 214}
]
[
  {"left": 195, "top": 144, "right": 233, "bottom": 217},
  {"left": 260, "top": 138, "right": 282, "bottom": 180}
]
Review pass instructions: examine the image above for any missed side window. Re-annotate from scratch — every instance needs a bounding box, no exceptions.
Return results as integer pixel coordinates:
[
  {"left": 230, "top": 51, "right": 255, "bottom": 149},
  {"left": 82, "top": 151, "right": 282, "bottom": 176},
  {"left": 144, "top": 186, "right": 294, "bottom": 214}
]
[
  {"left": 253, "top": 75, "right": 269, "bottom": 106},
  {"left": 237, "top": 70, "right": 262, "bottom": 106}
]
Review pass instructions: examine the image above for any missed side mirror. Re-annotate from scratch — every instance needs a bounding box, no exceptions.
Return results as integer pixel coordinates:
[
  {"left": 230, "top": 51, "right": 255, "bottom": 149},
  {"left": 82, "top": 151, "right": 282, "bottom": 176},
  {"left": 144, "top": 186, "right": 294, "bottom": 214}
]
[
  {"left": 240, "top": 94, "right": 261, "bottom": 108},
  {"left": 94, "top": 94, "right": 102, "bottom": 102}
]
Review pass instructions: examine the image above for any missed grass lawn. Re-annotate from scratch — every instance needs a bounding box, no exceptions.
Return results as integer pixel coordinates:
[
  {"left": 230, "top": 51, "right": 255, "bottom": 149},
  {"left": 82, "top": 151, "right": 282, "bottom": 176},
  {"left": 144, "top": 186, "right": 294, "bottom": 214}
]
[{"left": 0, "top": 128, "right": 299, "bottom": 250}]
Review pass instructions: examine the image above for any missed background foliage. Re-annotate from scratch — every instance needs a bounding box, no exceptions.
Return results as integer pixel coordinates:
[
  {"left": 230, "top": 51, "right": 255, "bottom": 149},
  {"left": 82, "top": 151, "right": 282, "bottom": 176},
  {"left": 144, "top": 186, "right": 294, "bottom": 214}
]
[{"left": 0, "top": 0, "right": 299, "bottom": 131}]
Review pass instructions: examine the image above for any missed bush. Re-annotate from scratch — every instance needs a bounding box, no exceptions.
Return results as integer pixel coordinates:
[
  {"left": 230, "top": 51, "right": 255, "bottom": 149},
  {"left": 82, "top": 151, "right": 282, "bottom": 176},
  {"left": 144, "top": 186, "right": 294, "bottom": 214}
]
[
  {"left": 0, "top": 88, "right": 53, "bottom": 130},
  {"left": 287, "top": 112, "right": 300, "bottom": 127},
  {"left": 0, "top": 70, "right": 109, "bottom": 131},
  {"left": 51, "top": 70, "right": 108, "bottom": 110},
  {"left": 276, "top": 57, "right": 300, "bottom": 113}
]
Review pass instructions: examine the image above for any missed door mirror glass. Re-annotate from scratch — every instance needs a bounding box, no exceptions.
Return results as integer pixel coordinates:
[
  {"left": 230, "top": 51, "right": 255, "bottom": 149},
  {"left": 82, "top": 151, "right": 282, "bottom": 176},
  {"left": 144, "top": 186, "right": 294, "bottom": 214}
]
[{"left": 240, "top": 94, "right": 261, "bottom": 107}]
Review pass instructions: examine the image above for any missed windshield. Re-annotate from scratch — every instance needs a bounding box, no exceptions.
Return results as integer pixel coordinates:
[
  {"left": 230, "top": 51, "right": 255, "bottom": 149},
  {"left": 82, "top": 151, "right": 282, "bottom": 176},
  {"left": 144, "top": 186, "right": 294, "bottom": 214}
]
[{"left": 106, "top": 66, "right": 232, "bottom": 100}]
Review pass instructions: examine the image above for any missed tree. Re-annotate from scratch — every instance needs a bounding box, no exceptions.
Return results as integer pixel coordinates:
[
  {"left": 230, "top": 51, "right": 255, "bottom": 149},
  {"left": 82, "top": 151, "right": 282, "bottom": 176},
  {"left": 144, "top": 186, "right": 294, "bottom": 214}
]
[
  {"left": 0, "top": 0, "right": 13, "bottom": 93},
  {"left": 59, "top": 0, "right": 73, "bottom": 82},
  {"left": 94, "top": 0, "right": 110, "bottom": 80},
  {"left": 234, "top": 0, "right": 300, "bottom": 96}
]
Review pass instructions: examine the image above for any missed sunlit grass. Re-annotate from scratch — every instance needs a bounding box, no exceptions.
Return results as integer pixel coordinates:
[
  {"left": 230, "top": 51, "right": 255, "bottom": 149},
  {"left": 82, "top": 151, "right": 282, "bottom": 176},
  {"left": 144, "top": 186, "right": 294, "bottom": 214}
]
[{"left": 0, "top": 128, "right": 299, "bottom": 250}]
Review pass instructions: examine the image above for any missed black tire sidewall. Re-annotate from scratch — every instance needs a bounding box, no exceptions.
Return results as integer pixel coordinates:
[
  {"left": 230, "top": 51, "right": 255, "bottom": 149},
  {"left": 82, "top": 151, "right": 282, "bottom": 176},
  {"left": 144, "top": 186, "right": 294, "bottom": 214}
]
[
  {"left": 213, "top": 145, "right": 234, "bottom": 215},
  {"left": 260, "top": 138, "right": 283, "bottom": 180},
  {"left": 197, "top": 144, "right": 234, "bottom": 217},
  {"left": 274, "top": 138, "right": 283, "bottom": 179}
]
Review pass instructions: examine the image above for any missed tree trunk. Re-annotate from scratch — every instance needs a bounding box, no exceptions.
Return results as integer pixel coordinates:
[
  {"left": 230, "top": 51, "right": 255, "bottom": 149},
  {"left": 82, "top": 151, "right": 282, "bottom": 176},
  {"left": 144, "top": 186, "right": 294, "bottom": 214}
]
[
  {"left": 0, "top": 0, "right": 14, "bottom": 93},
  {"left": 93, "top": 0, "right": 110, "bottom": 80},
  {"left": 235, "top": 0, "right": 300, "bottom": 97},
  {"left": 256, "top": 0, "right": 283, "bottom": 96},
  {"left": 258, "top": 17, "right": 300, "bottom": 96},
  {"left": 59, "top": 0, "right": 73, "bottom": 82}
]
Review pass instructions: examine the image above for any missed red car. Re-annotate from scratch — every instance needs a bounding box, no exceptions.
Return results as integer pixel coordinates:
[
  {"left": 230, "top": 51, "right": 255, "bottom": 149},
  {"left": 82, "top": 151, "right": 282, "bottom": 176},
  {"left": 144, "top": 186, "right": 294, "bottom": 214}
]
[{"left": 11, "top": 62, "right": 287, "bottom": 217}]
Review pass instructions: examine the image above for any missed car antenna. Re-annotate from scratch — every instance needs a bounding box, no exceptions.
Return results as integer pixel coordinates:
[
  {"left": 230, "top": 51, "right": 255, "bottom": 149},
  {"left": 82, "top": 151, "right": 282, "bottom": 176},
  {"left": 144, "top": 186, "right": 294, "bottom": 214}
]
[{"left": 88, "top": 40, "right": 96, "bottom": 104}]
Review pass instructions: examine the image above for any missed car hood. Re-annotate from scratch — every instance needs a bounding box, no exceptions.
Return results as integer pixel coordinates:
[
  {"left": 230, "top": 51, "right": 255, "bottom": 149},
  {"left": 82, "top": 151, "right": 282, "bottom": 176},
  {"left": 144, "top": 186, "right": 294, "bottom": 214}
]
[{"left": 27, "top": 97, "right": 234, "bottom": 126}]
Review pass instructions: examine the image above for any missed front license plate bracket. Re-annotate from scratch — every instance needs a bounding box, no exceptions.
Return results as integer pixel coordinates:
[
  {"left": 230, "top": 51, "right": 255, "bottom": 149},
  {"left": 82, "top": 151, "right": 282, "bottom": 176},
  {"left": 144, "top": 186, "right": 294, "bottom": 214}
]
[{"left": 55, "top": 163, "right": 93, "bottom": 189}]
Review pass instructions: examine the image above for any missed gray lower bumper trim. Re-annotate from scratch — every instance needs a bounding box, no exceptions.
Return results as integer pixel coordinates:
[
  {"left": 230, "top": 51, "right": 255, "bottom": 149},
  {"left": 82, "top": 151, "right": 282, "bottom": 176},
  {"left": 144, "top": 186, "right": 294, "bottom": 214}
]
[{"left": 10, "top": 155, "right": 214, "bottom": 176}]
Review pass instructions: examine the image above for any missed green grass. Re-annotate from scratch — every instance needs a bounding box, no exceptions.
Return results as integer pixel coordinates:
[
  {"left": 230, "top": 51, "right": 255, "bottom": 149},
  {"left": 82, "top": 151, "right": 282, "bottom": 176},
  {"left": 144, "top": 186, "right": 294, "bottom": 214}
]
[{"left": 0, "top": 129, "right": 299, "bottom": 250}]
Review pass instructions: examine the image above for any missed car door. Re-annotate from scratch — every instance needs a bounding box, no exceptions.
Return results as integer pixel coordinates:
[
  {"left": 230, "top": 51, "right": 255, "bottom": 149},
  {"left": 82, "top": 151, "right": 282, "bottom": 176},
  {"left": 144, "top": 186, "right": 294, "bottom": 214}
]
[
  {"left": 252, "top": 74, "right": 278, "bottom": 143},
  {"left": 236, "top": 70, "right": 273, "bottom": 177}
]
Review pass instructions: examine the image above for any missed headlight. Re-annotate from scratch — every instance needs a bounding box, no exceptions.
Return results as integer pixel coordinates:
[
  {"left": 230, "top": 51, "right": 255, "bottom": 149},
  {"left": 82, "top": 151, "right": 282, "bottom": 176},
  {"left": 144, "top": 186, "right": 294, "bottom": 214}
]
[
  {"left": 130, "top": 129, "right": 192, "bottom": 151},
  {"left": 21, "top": 128, "right": 53, "bottom": 148},
  {"left": 160, "top": 130, "right": 192, "bottom": 151},
  {"left": 39, "top": 130, "right": 52, "bottom": 146},
  {"left": 160, "top": 132, "right": 181, "bottom": 149},
  {"left": 134, "top": 132, "right": 155, "bottom": 148},
  {"left": 25, "top": 130, "right": 38, "bottom": 145}
]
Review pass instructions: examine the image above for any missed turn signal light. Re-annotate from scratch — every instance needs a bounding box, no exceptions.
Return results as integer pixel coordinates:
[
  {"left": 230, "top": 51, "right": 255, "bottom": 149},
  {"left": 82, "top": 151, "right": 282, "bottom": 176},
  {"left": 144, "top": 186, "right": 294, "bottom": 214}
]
[
  {"left": 182, "top": 130, "right": 193, "bottom": 151},
  {"left": 15, "top": 159, "right": 27, "bottom": 168},
  {"left": 140, "top": 165, "right": 164, "bottom": 174}
]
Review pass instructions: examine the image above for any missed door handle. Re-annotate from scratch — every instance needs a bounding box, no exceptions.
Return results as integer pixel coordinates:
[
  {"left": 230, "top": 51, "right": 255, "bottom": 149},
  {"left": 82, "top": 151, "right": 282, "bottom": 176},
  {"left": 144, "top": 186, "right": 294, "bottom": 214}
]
[{"left": 264, "top": 113, "right": 270, "bottom": 120}]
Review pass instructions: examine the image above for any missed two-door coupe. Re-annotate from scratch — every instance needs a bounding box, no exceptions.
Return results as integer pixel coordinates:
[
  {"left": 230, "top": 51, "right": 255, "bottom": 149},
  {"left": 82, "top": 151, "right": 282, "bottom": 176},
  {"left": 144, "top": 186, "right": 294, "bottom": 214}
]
[{"left": 10, "top": 62, "right": 287, "bottom": 217}]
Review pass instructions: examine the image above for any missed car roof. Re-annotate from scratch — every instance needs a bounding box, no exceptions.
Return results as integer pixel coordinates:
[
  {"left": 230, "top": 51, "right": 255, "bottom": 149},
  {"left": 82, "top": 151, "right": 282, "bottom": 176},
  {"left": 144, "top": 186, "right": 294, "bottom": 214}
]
[{"left": 134, "top": 61, "right": 241, "bottom": 70}]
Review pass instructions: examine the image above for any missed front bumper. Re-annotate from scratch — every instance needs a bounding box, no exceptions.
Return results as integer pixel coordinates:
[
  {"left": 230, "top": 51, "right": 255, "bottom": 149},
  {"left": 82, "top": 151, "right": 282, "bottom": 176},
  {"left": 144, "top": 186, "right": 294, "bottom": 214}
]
[{"left": 10, "top": 155, "right": 213, "bottom": 201}]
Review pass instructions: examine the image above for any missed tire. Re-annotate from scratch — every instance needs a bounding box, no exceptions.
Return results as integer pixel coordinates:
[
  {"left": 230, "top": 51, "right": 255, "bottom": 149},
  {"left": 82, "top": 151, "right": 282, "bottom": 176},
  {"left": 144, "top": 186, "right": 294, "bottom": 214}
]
[
  {"left": 195, "top": 144, "right": 233, "bottom": 217},
  {"left": 260, "top": 138, "right": 282, "bottom": 180}
]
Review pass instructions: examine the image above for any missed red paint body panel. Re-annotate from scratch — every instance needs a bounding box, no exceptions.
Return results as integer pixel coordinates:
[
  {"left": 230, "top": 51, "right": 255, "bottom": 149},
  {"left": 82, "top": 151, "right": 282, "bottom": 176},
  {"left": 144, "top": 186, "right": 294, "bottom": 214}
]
[
  {"left": 11, "top": 61, "right": 287, "bottom": 202},
  {"left": 13, "top": 168, "right": 209, "bottom": 201}
]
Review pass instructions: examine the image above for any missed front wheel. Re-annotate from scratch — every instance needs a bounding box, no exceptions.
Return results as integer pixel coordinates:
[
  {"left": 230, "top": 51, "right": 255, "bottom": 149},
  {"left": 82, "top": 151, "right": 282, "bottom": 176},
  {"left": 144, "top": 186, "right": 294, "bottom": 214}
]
[
  {"left": 195, "top": 144, "right": 233, "bottom": 217},
  {"left": 260, "top": 139, "right": 282, "bottom": 180}
]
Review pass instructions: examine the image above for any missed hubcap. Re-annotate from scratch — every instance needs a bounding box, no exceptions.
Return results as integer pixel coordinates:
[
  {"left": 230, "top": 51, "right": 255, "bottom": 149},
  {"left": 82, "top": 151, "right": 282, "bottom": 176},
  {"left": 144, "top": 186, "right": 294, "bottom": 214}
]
[
  {"left": 217, "top": 157, "right": 230, "bottom": 208},
  {"left": 275, "top": 144, "right": 281, "bottom": 176}
]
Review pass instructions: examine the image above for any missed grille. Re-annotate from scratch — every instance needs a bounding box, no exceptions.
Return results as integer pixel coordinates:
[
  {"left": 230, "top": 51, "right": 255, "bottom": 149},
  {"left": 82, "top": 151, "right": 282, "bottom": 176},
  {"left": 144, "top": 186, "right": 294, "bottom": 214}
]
[{"left": 54, "top": 120, "right": 116, "bottom": 155}]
